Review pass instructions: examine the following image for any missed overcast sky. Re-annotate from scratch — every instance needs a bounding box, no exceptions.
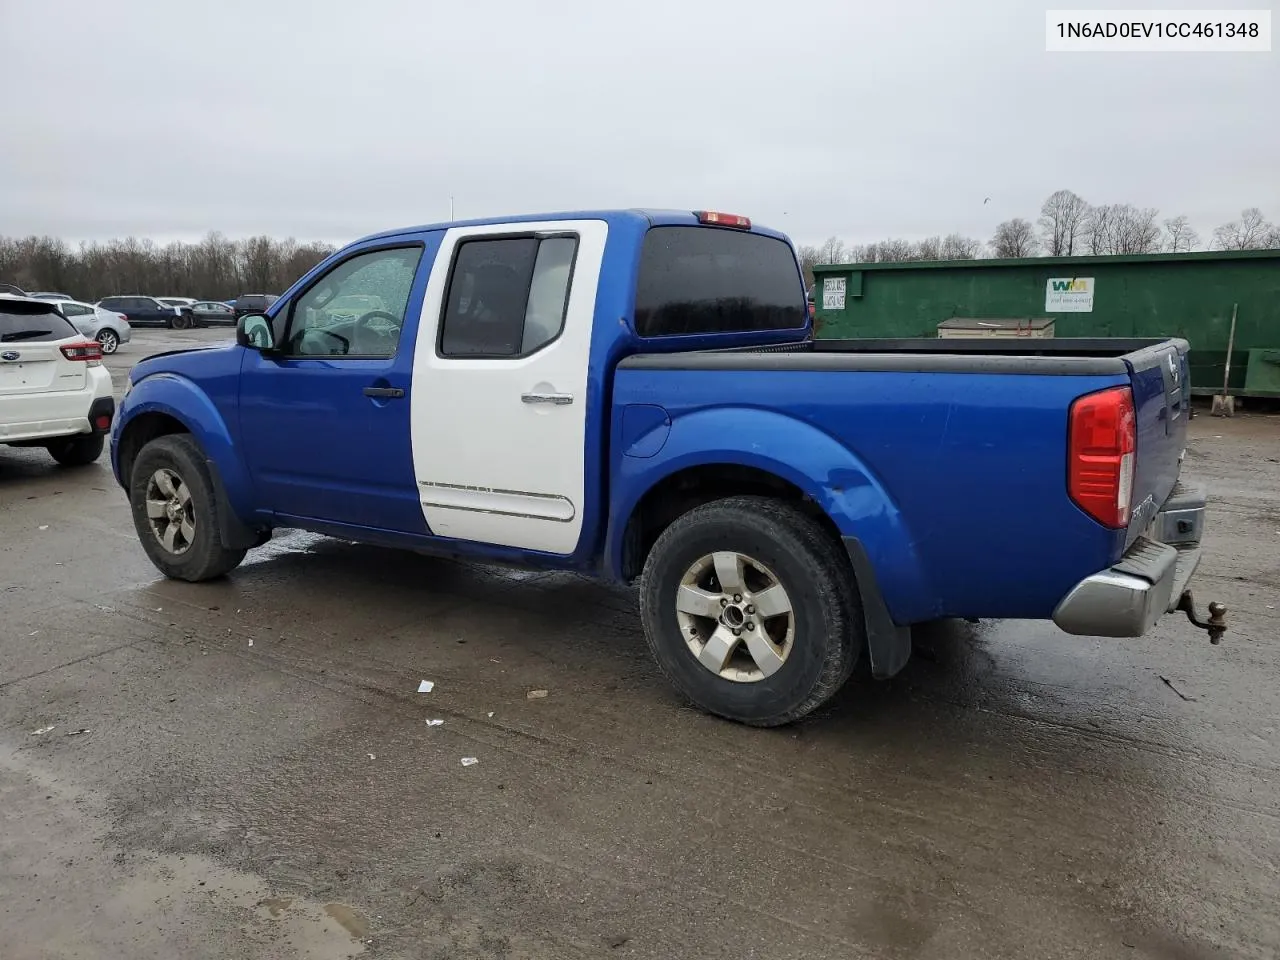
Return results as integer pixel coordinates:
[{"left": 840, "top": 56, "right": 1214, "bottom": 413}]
[{"left": 1, "top": 0, "right": 1276, "bottom": 248}]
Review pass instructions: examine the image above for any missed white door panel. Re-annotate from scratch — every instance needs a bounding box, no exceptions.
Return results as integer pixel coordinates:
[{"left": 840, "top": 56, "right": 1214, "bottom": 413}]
[{"left": 410, "top": 219, "right": 606, "bottom": 554}]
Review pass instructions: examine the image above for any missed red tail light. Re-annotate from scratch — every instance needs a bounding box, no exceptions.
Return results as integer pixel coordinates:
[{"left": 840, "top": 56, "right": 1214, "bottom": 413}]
[
  {"left": 61, "top": 341, "right": 103, "bottom": 362},
  {"left": 695, "top": 210, "right": 751, "bottom": 229},
  {"left": 1068, "top": 385, "right": 1135, "bottom": 528}
]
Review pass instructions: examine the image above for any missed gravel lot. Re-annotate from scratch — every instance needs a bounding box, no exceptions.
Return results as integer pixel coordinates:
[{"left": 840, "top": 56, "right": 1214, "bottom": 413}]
[{"left": 3, "top": 327, "right": 1278, "bottom": 959}]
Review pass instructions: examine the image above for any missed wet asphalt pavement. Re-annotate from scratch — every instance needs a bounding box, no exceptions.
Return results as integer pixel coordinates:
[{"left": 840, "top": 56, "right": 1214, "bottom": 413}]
[{"left": 2, "top": 328, "right": 1278, "bottom": 959}]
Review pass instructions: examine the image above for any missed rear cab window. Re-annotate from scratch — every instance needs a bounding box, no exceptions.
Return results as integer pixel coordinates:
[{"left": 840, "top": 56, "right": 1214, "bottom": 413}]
[
  {"left": 634, "top": 226, "right": 806, "bottom": 337},
  {"left": 1, "top": 302, "right": 78, "bottom": 342}
]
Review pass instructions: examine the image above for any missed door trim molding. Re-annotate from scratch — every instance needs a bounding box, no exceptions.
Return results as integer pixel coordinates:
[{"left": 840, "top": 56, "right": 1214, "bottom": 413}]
[{"left": 418, "top": 481, "right": 576, "bottom": 522}]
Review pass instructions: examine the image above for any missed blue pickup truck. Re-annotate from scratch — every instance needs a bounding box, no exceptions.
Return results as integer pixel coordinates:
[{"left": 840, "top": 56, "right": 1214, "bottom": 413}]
[{"left": 110, "top": 209, "right": 1224, "bottom": 725}]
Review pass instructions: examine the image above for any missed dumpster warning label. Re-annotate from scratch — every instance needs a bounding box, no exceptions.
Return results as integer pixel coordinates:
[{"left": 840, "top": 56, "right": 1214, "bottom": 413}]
[
  {"left": 822, "top": 277, "right": 847, "bottom": 311},
  {"left": 1045, "top": 277, "right": 1094, "bottom": 312}
]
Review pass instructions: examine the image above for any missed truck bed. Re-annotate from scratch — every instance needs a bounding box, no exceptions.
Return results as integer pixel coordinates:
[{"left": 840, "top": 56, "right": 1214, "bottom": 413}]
[{"left": 613, "top": 335, "right": 1191, "bottom": 625}]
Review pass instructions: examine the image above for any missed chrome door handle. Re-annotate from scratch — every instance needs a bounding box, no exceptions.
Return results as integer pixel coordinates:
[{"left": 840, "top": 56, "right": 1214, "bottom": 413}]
[{"left": 521, "top": 392, "right": 574, "bottom": 405}]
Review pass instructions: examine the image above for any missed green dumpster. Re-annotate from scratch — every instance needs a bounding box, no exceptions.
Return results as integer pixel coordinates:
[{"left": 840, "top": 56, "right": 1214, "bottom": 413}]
[{"left": 813, "top": 249, "right": 1280, "bottom": 397}]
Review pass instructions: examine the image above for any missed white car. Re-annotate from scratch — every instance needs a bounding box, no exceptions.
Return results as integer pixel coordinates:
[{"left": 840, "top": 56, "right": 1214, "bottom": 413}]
[
  {"left": 0, "top": 295, "right": 115, "bottom": 466},
  {"left": 28, "top": 291, "right": 75, "bottom": 302},
  {"left": 56, "top": 300, "right": 132, "bottom": 354}
]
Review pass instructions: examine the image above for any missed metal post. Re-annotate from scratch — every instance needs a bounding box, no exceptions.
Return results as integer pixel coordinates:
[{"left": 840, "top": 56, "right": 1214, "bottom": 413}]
[{"left": 1212, "top": 303, "right": 1238, "bottom": 417}]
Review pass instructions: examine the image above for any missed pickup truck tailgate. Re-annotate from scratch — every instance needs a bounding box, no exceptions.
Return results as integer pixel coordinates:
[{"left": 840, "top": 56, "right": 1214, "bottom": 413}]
[{"left": 1125, "top": 340, "right": 1190, "bottom": 544}]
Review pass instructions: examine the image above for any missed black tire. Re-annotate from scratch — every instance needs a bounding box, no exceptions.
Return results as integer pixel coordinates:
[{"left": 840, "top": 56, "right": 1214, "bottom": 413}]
[
  {"left": 129, "top": 434, "right": 246, "bottom": 581},
  {"left": 639, "top": 496, "right": 863, "bottom": 727},
  {"left": 171, "top": 312, "right": 190, "bottom": 330},
  {"left": 46, "top": 432, "right": 105, "bottom": 467},
  {"left": 96, "top": 329, "right": 120, "bottom": 354}
]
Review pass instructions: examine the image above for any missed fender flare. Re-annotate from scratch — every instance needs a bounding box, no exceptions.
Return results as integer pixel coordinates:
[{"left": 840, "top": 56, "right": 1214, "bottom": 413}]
[
  {"left": 115, "top": 374, "right": 262, "bottom": 549},
  {"left": 608, "top": 407, "right": 932, "bottom": 678}
]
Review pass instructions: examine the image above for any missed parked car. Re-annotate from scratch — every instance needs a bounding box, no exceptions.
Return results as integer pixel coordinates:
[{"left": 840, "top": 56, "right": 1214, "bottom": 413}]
[
  {"left": 96, "top": 295, "right": 191, "bottom": 330},
  {"left": 0, "top": 283, "right": 26, "bottom": 297},
  {"left": 55, "top": 300, "right": 132, "bottom": 354},
  {"left": 110, "top": 208, "right": 1223, "bottom": 727},
  {"left": 233, "top": 293, "right": 278, "bottom": 318},
  {"left": 188, "top": 300, "right": 237, "bottom": 326},
  {"left": 1, "top": 295, "right": 115, "bottom": 465},
  {"left": 29, "top": 291, "right": 75, "bottom": 302},
  {"left": 318, "top": 293, "right": 386, "bottom": 326}
]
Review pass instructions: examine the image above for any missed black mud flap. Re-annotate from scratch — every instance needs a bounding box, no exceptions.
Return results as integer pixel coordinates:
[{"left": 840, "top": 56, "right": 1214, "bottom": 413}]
[
  {"left": 842, "top": 536, "right": 912, "bottom": 678},
  {"left": 206, "top": 459, "right": 267, "bottom": 550}
]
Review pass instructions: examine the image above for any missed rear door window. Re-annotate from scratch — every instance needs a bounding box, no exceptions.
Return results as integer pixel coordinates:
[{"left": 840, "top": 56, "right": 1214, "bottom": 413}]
[
  {"left": 634, "top": 226, "right": 806, "bottom": 337},
  {"left": 439, "top": 235, "right": 577, "bottom": 357},
  {"left": 1, "top": 304, "right": 77, "bottom": 342}
]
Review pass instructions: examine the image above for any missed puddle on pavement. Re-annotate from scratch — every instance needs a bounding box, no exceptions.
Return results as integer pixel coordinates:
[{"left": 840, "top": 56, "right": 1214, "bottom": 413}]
[
  {"left": 324, "top": 902, "right": 371, "bottom": 939},
  {"left": 258, "top": 896, "right": 294, "bottom": 918},
  {"left": 255, "top": 893, "right": 370, "bottom": 944}
]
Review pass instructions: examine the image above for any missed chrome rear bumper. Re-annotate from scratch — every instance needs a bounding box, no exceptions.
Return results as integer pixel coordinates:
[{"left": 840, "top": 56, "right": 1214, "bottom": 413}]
[{"left": 1053, "top": 482, "right": 1208, "bottom": 638}]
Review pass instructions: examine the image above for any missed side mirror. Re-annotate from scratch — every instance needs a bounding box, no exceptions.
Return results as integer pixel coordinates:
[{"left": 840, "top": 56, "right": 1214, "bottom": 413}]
[{"left": 236, "top": 313, "right": 276, "bottom": 351}]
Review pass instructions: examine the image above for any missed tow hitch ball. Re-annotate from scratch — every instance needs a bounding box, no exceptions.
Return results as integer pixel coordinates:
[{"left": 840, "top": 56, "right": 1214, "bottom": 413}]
[{"left": 1176, "top": 591, "right": 1228, "bottom": 645}]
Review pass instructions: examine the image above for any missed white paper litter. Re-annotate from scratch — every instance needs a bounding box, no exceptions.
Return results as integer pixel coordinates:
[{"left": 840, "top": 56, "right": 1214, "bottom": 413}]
[
  {"left": 425, "top": 719, "right": 444, "bottom": 727},
  {"left": 526, "top": 689, "right": 549, "bottom": 700},
  {"left": 367, "top": 753, "right": 376, "bottom": 760},
  {"left": 460, "top": 757, "right": 479, "bottom": 767},
  {"left": 487, "top": 712, "right": 494, "bottom": 718},
  {"left": 417, "top": 680, "right": 434, "bottom": 693},
  {"left": 30, "top": 725, "right": 56, "bottom": 736},
  {"left": 38, "top": 525, "right": 48, "bottom": 531}
]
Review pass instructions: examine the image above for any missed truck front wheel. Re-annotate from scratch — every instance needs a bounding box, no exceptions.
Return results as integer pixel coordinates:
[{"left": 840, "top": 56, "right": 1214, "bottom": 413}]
[
  {"left": 639, "top": 496, "right": 863, "bottom": 726},
  {"left": 128, "top": 434, "right": 246, "bottom": 581}
]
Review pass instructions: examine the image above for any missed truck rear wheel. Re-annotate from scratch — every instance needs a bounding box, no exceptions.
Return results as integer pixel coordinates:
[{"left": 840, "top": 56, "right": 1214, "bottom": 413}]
[
  {"left": 639, "top": 496, "right": 863, "bottom": 726},
  {"left": 129, "top": 434, "right": 246, "bottom": 581}
]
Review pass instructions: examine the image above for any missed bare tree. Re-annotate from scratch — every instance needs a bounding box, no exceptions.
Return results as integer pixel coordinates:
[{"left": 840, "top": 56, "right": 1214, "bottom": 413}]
[
  {"left": 1115, "top": 206, "right": 1162, "bottom": 254},
  {"left": 1084, "top": 204, "right": 1162, "bottom": 255},
  {"left": 818, "top": 236, "right": 847, "bottom": 264},
  {"left": 940, "top": 233, "right": 983, "bottom": 259},
  {"left": 1213, "top": 207, "right": 1276, "bottom": 250},
  {"left": 1162, "top": 215, "right": 1199, "bottom": 253},
  {"left": 0, "top": 232, "right": 335, "bottom": 300},
  {"left": 875, "top": 238, "right": 916, "bottom": 262},
  {"left": 1084, "top": 204, "right": 1117, "bottom": 254},
  {"left": 990, "top": 219, "right": 1038, "bottom": 258},
  {"left": 796, "top": 237, "right": 850, "bottom": 285},
  {"left": 1038, "top": 189, "right": 1090, "bottom": 256},
  {"left": 913, "top": 236, "right": 942, "bottom": 261}
]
